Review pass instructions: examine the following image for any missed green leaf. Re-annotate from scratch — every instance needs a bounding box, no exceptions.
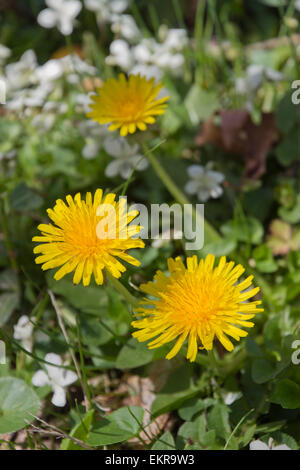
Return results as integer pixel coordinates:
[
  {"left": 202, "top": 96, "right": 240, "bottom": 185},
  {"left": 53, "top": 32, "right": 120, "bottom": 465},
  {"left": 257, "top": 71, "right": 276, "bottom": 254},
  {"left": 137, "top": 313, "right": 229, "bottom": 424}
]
[
  {"left": 207, "top": 403, "right": 231, "bottom": 441},
  {"left": 61, "top": 410, "right": 94, "bottom": 450},
  {"left": 178, "top": 397, "right": 215, "bottom": 421},
  {"left": 10, "top": 183, "right": 43, "bottom": 211},
  {"left": 87, "top": 406, "right": 144, "bottom": 446},
  {"left": 251, "top": 358, "right": 278, "bottom": 384},
  {"left": 116, "top": 337, "right": 154, "bottom": 370},
  {"left": 184, "top": 85, "right": 219, "bottom": 125},
  {"left": 271, "top": 379, "right": 300, "bottom": 409},
  {"left": 245, "top": 337, "right": 264, "bottom": 358},
  {"left": 0, "top": 292, "right": 19, "bottom": 327},
  {"left": 252, "top": 245, "right": 277, "bottom": 273},
  {"left": 276, "top": 127, "right": 300, "bottom": 167},
  {"left": 221, "top": 217, "right": 263, "bottom": 245},
  {"left": 0, "top": 377, "right": 41, "bottom": 434},
  {"left": 152, "top": 431, "right": 176, "bottom": 450},
  {"left": 151, "top": 366, "right": 204, "bottom": 417},
  {"left": 201, "top": 239, "right": 236, "bottom": 257}
]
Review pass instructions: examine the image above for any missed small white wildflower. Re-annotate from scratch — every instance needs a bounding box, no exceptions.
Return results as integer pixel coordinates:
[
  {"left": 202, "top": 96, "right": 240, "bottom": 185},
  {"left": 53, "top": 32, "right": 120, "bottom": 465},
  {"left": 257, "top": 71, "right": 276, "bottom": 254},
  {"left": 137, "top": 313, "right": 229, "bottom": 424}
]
[
  {"left": 32, "top": 353, "right": 77, "bottom": 407},
  {"left": 37, "top": 0, "right": 82, "bottom": 36},
  {"left": 78, "top": 120, "right": 111, "bottom": 159},
  {"left": 7, "top": 83, "right": 53, "bottom": 111},
  {"left": 161, "top": 28, "right": 188, "bottom": 51},
  {"left": 185, "top": 163, "right": 225, "bottom": 202},
  {"left": 130, "top": 64, "right": 163, "bottom": 81},
  {"left": 110, "top": 14, "right": 141, "bottom": 42},
  {"left": 223, "top": 391, "right": 242, "bottom": 405},
  {"left": 250, "top": 438, "right": 291, "bottom": 451},
  {"left": 35, "top": 59, "right": 64, "bottom": 83},
  {"left": 236, "top": 64, "right": 284, "bottom": 110},
  {"left": 5, "top": 50, "right": 38, "bottom": 90},
  {"left": 106, "top": 39, "right": 134, "bottom": 71},
  {"left": 59, "top": 55, "right": 97, "bottom": 84},
  {"left": 84, "top": 0, "right": 128, "bottom": 21},
  {"left": 13, "top": 315, "right": 34, "bottom": 353},
  {"left": 104, "top": 137, "right": 148, "bottom": 179}
]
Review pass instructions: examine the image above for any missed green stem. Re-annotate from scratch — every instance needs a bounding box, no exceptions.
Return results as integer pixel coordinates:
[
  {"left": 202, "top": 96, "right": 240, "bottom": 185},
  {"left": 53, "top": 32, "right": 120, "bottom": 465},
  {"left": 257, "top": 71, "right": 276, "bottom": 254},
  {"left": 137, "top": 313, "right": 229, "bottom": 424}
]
[
  {"left": 76, "top": 315, "right": 93, "bottom": 410},
  {"left": 105, "top": 270, "right": 139, "bottom": 307},
  {"left": 144, "top": 145, "right": 221, "bottom": 244},
  {"left": 207, "top": 349, "right": 219, "bottom": 372}
]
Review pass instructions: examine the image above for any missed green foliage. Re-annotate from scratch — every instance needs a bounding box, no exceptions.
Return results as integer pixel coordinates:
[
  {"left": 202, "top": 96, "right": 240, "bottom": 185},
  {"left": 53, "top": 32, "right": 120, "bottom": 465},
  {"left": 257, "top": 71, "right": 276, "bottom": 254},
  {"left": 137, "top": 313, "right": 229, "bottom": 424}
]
[{"left": 0, "top": 377, "right": 41, "bottom": 434}]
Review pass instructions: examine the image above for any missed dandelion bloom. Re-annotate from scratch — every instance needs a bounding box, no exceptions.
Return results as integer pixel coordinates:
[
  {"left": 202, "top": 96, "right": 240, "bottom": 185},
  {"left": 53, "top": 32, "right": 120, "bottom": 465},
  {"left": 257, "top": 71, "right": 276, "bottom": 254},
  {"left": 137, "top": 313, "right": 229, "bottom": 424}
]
[
  {"left": 87, "top": 73, "right": 169, "bottom": 137},
  {"left": 33, "top": 189, "right": 144, "bottom": 286},
  {"left": 132, "top": 254, "right": 263, "bottom": 362}
]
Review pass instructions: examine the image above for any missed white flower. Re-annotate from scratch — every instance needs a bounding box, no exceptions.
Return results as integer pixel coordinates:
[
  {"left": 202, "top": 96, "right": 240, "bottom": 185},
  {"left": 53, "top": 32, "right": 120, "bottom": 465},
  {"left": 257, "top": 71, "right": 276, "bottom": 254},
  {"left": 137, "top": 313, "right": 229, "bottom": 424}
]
[
  {"left": 13, "top": 315, "right": 34, "bottom": 353},
  {"left": 32, "top": 353, "right": 77, "bottom": 407},
  {"left": 104, "top": 137, "right": 148, "bottom": 179},
  {"left": 130, "top": 64, "right": 162, "bottom": 81},
  {"left": 79, "top": 120, "right": 111, "bottom": 159},
  {"left": 37, "top": 0, "right": 82, "bottom": 36},
  {"left": 7, "top": 83, "right": 53, "bottom": 111},
  {"left": 236, "top": 64, "right": 284, "bottom": 110},
  {"left": 59, "top": 54, "right": 97, "bottom": 84},
  {"left": 5, "top": 50, "right": 38, "bottom": 90},
  {"left": 185, "top": 163, "right": 225, "bottom": 202},
  {"left": 35, "top": 59, "right": 64, "bottom": 83},
  {"left": 84, "top": 0, "right": 128, "bottom": 21},
  {"left": 161, "top": 28, "right": 188, "bottom": 51},
  {"left": 223, "top": 391, "right": 242, "bottom": 405},
  {"left": 111, "top": 14, "right": 141, "bottom": 42},
  {"left": 250, "top": 438, "right": 291, "bottom": 451},
  {"left": 106, "top": 39, "right": 134, "bottom": 71}
]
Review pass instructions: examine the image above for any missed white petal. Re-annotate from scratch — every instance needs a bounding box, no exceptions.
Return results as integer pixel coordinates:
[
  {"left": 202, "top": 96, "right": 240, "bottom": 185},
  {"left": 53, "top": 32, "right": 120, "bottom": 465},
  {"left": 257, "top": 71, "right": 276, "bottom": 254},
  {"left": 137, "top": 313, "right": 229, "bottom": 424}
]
[
  {"left": 51, "top": 385, "right": 67, "bottom": 407},
  {"left": 273, "top": 444, "right": 291, "bottom": 451},
  {"left": 197, "top": 189, "right": 210, "bottom": 202},
  {"left": 105, "top": 160, "right": 122, "bottom": 178},
  {"left": 32, "top": 370, "right": 50, "bottom": 387},
  {"left": 207, "top": 170, "right": 225, "bottom": 184},
  {"left": 210, "top": 185, "right": 223, "bottom": 199},
  {"left": 65, "top": 0, "right": 82, "bottom": 18},
  {"left": 250, "top": 440, "right": 269, "bottom": 451},
  {"left": 82, "top": 141, "right": 100, "bottom": 159},
  {"left": 59, "top": 369, "right": 78, "bottom": 387},
  {"left": 120, "top": 162, "right": 133, "bottom": 180},
  {"left": 184, "top": 181, "right": 199, "bottom": 195},
  {"left": 58, "top": 18, "right": 74, "bottom": 35},
  {"left": 187, "top": 165, "right": 204, "bottom": 179},
  {"left": 45, "top": 353, "right": 62, "bottom": 366},
  {"left": 104, "top": 137, "right": 123, "bottom": 158},
  {"left": 37, "top": 9, "right": 58, "bottom": 29}
]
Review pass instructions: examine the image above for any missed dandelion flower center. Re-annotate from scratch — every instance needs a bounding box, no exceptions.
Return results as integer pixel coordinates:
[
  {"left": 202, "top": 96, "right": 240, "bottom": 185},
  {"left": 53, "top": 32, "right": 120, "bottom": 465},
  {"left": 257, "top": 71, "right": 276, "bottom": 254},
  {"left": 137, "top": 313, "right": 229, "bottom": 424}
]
[
  {"left": 33, "top": 189, "right": 144, "bottom": 286},
  {"left": 132, "top": 254, "right": 263, "bottom": 362},
  {"left": 87, "top": 73, "right": 169, "bottom": 137}
]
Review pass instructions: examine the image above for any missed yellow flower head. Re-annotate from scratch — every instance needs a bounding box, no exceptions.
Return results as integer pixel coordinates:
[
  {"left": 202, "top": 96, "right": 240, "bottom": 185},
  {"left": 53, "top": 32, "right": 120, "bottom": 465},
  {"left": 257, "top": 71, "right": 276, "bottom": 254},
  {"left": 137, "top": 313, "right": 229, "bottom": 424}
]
[
  {"left": 132, "top": 254, "right": 263, "bottom": 362},
  {"left": 33, "top": 189, "right": 144, "bottom": 286},
  {"left": 87, "top": 73, "right": 169, "bottom": 137}
]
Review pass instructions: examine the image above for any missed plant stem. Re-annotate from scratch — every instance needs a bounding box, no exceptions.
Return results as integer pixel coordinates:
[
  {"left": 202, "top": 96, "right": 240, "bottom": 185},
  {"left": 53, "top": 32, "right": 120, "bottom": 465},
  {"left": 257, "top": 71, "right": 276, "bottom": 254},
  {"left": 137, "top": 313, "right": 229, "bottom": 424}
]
[
  {"left": 105, "top": 270, "right": 139, "bottom": 307},
  {"left": 207, "top": 349, "right": 219, "bottom": 373}
]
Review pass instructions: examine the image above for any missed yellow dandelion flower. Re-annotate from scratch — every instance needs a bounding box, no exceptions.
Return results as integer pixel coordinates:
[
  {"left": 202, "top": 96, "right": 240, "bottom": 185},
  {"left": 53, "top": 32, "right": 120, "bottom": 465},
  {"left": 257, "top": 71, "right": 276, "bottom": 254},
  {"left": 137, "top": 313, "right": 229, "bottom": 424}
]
[
  {"left": 132, "top": 254, "right": 263, "bottom": 362},
  {"left": 33, "top": 189, "right": 144, "bottom": 286},
  {"left": 87, "top": 73, "right": 169, "bottom": 137}
]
